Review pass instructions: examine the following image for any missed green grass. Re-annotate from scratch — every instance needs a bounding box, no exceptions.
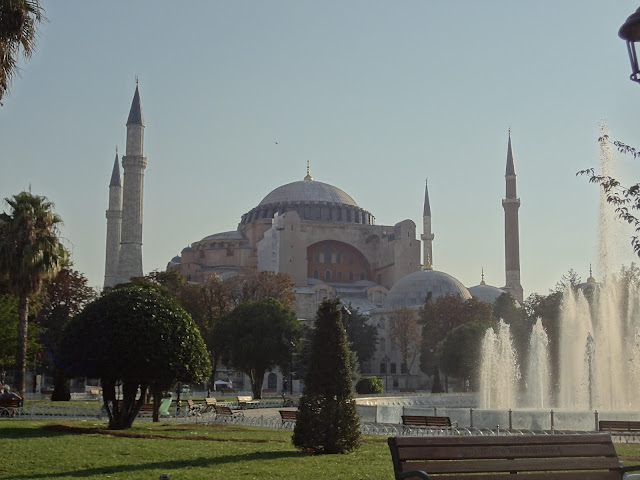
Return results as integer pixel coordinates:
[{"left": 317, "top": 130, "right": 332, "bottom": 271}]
[
  {"left": 0, "top": 420, "right": 392, "bottom": 480},
  {"left": 4, "top": 421, "right": 640, "bottom": 480}
]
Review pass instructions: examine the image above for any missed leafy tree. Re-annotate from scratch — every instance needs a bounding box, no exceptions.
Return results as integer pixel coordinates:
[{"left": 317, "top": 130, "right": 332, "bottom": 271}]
[
  {"left": 0, "top": 191, "right": 67, "bottom": 397},
  {"left": 436, "top": 322, "right": 487, "bottom": 390},
  {"left": 38, "top": 268, "right": 95, "bottom": 400},
  {"left": 293, "top": 298, "right": 360, "bottom": 454},
  {"left": 57, "top": 283, "right": 210, "bottom": 429},
  {"left": 419, "top": 294, "right": 494, "bottom": 392},
  {"left": 218, "top": 297, "right": 299, "bottom": 399},
  {"left": 342, "top": 307, "right": 378, "bottom": 366},
  {"left": 389, "top": 307, "right": 422, "bottom": 389},
  {"left": 0, "top": 294, "right": 18, "bottom": 368},
  {"left": 492, "top": 292, "right": 529, "bottom": 364},
  {"left": 554, "top": 269, "right": 582, "bottom": 293},
  {"left": 224, "top": 269, "right": 296, "bottom": 309},
  {"left": 355, "top": 376, "right": 383, "bottom": 394},
  {"left": 579, "top": 135, "right": 640, "bottom": 257},
  {"left": 0, "top": 0, "right": 45, "bottom": 104}
]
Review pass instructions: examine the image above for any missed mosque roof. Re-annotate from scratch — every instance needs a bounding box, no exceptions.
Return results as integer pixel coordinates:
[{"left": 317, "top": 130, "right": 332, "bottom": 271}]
[
  {"left": 384, "top": 269, "right": 471, "bottom": 308},
  {"left": 468, "top": 284, "right": 507, "bottom": 304},
  {"left": 258, "top": 179, "right": 358, "bottom": 208},
  {"left": 201, "top": 231, "right": 246, "bottom": 241}
]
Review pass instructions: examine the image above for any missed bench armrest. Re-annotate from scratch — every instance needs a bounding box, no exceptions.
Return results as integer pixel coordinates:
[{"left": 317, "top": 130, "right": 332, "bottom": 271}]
[
  {"left": 397, "top": 471, "right": 430, "bottom": 480},
  {"left": 621, "top": 464, "right": 640, "bottom": 474}
]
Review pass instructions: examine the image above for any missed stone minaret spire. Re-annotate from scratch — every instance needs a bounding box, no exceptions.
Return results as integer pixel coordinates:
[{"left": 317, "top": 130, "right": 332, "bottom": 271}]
[
  {"left": 104, "top": 148, "right": 122, "bottom": 288},
  {"left": 116, "top": 81, "right": 147, "bottom": 284},
  {"left": 421, "top": 177, "right": 434, "bottom": 270},
  {"left": 502, "top": 130, "right": 523, "bottom": 303}
]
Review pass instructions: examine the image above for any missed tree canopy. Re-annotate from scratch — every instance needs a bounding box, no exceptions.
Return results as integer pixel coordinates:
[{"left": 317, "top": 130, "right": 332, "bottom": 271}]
[
  {"left": 0, "top": 191, "right": 67, "bottom": 397},
  {"left": 342, "top": 306, "right": 378, "bottom": 366},
  {"left": 58, "top": 282, "right": 210, "bottom": 429},
  {"left": 217, "top": 297, "right": 299, "bottom": 399},
  {"left": 0, "top": 0, "right": 45, "bottom": 104}
]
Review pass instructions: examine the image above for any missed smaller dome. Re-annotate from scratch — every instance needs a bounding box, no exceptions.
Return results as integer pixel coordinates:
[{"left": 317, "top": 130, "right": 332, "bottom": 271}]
[
  {"left": 468, "top": 284, "right": 506, "bottom": 305},
  {"left": 384, "top": 269, "right": 471, "bottom": 308},
  {"left": 170, "top": 255, "right": 181, "bottom": 264},
  {"left": 181, "top": 245, "right": 194, "bottom": 253}
]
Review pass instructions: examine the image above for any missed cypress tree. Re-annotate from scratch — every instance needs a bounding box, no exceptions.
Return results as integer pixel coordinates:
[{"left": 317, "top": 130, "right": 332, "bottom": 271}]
[{"left": 292, "top": 298, "right": 361, "bottom": 454}]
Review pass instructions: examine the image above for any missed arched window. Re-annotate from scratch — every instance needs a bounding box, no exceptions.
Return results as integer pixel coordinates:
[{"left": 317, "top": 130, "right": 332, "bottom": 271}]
[
  {"left": 390, "top": 363, "right": 397, "bottom": 374},
  {"left": 380, "top": 337, "right": 386, "bottom": 352},
  {"left": 348, "top": 271, "right": 354, "bottom": 281},
  {"left": 336, "top": 252, "right": 342, "bottom": 264},
  {"left": 267, "top": 372, "right": 277, "bottom": 389},
  {"left": 325, "top": 270, "right": 331, "bottom": 281},
  {"left": 324, "top": 249, "right": 331, "bottom": 264},
  {"left": 313, "top": 270, "right": 319, "bottom": 279},
  {"left": 337, "top": 271, "right": 343, "bottom": 281}
]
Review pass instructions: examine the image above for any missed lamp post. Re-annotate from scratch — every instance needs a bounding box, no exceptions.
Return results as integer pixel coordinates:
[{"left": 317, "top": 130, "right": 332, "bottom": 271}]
[
  {"left": 382, "top": 355, "right": 390, "bottom": 392},
  {"left": 619, "top": 7, "right": 640, "bottom": 83},
  {"left": 290, "top": 341, "right": 295, "bottom": 395}
]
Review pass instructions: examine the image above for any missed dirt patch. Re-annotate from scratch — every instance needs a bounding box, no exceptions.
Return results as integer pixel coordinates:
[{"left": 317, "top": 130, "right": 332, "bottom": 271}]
[{"left": 41, "top": 423, "right": 285, "bottom": 443}]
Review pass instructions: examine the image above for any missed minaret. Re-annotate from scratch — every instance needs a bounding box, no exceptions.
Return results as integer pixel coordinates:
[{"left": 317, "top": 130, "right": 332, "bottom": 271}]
[
  {"left": 104, "top": 148, "right": 122, "bottom": 288},
  {"left": 115, "top": 81, "right": 147, "bottom": 284},
  {"left": 421, "top": 178, "right": 434, "bottom": 270},
  {"left": 502, "top": 130, "right": 523, "bottom": 303}
]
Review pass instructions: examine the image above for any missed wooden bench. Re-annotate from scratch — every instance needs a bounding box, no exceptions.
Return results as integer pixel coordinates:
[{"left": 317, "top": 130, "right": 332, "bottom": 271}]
[
  {"left": 401, "top": 415, "right": 456, "bottom": 432},
  {"left": 213, "top": 404, "right": 244, "bottom": 419},
  {"left": 201, "top": 397, "right": 217, "bottom": 414},
  {"left": 114, "top": 400, "right": 154, "bottom": 416},
  {"left": 279, "top": 410, "right": 298, "bottom": 424},
  {"left": 599, "top": 420, "right": 640, "bottom": 432},
  {"left": 186, "top": 399, "right": 202, "bottom": 415},
  {"left": 388, "top": 433, "right": 640, "bottom": 480},
  {"left": 236, "top": 395, "right": 260, "bottom": 409},
  {"left": 0, "top": 398, "right": 23, "bottom": 417}
]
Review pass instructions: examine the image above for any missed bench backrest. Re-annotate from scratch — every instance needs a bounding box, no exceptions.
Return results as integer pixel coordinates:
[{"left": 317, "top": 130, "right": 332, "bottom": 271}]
[
  {"left": 401, "top": 415, "right": 452, "bottom": 427},
  {"left": 205, "top": 398, "right": 217, "bottom": 406},
  {"left": 388, "top": 434, "right": 622, "bottom": 479},
  {"left": 279, "top": 410, "right": 298, "bottom": 420},
  {"left": 214, "top": 405, "right": 233, "bottom": 415},
  {"left": 599, "top": 420, "right": 640, "bottom": 431},
  {"left": 0, "top": 398, "right": 22, "bottom": 408},
  {"left": 237, "top": 395, "right": 253, "bottom": 402}
]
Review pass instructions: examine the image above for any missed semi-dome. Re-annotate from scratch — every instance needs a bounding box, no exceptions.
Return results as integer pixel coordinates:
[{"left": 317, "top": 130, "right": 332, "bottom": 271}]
[
  {"left": 258, "top": 180, "right": 358, "bottom": 208},
  {"left": 468, "top": 284, "right": 507, "bottom": 305},
  {"left": 384, "top": 269, "right": 471, "bottom": 308}
]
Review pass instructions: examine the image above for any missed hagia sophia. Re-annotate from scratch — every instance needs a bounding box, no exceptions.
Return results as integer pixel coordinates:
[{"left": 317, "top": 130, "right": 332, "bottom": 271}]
[{"left": 105, "top": 85, "right": 523, "bottom": 391}]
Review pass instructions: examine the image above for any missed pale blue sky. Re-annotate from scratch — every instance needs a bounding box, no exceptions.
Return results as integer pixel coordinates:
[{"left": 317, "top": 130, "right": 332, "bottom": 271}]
[{"left": 2, "top": 1, "right": 640, "bottom": 296}]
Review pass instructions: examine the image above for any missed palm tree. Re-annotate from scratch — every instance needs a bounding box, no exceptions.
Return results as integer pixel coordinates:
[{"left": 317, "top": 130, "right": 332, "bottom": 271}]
[
  {"left": 0, "top": 0, "right": 45, "bottom": 104},
  {"left": 0, "top": 191, "right": 67, "bottom": 397}
]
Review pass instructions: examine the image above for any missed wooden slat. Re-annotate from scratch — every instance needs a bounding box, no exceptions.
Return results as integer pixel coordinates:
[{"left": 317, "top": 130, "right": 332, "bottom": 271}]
[
  {"left": 402, "top": 456, "right": 621, "bottom": 474},
  {"left": 427, "top": 472, "right": 621, "bottom": 480},
  {"left": 397, "top": 443, "right": 618, "bottom": 460},
  {"left": 393, "top": 434, "right": 613, "bottom": 447}
]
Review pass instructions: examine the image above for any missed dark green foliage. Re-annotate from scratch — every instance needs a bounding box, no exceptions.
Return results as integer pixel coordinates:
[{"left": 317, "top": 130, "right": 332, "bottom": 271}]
[
  {"left": 436, "top": 321, "right": 487, "bottom": 389},
  {"left": 218, "top": 297, "right": 299, "bottom": 399},
  {"left": 293, "top": 299, "right": 360, "bottom": 454},
  {"left": 342, "top": 307, "right": 378, "bottom": 365},
  {"left": 58, "top": 283, "right": 210, "bottom": 429},
  {"left": 355, "top": 376, "right": 383, "bottom": 394}
]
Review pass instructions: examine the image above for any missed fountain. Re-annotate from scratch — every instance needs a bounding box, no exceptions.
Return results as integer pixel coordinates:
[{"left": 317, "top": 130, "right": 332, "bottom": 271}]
[
  {"left": 480, "top": 125, "right": 640, "bottom": 416},
  {"left": 479, "top": 320, "right": 520, "bottom": 409}
]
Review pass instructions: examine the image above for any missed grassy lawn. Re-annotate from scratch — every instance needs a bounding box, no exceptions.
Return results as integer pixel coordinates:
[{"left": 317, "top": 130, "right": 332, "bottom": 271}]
[
  {"left": 0, "top": 420, "right": 393, "bottom": 480},
  {"left": 3, "top": 420, "right": 640, "bottom": 480}
]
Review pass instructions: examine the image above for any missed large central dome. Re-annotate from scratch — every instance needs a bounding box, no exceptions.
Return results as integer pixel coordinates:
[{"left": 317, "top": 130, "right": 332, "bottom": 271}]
[
  {"left": 259, "top": 179, "right": 358, "bottom": 208},
  {"left": 240, "top": 172, "right": 374, "bottom": 226}
]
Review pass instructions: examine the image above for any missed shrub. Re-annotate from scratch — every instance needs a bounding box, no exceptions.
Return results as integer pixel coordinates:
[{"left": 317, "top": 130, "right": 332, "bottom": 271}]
[
  {"left": 355, "top": 376, "right": 383, "bottom": 394},
  {"left": 292, "top": 298, "right": 361, "bottom": 454}
]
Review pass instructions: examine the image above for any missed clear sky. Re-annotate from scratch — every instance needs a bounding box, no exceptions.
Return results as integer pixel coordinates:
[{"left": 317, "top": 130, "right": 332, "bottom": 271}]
[{"left": 2, "top": 1, "right": 640, "bottom": 297}]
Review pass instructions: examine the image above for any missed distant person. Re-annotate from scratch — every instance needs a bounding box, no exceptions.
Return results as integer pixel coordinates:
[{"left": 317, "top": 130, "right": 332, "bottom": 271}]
[{"left": 0, "top": 385, "right": 22, "bottom": 401}]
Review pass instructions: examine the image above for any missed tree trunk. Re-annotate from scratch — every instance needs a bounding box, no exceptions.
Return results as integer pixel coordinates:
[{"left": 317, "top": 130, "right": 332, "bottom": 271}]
[
  {"left": 15, "top": 295, "right": 29, "bottom": 399},
  {"left": 50, "top": 367, "right": 70, "bottom": 401},
  {"left": 251, "top": 369, "right": 265, "bottom": 399},
  {"left": 151, "top": 385, "right": 162, "bottom": 422}
]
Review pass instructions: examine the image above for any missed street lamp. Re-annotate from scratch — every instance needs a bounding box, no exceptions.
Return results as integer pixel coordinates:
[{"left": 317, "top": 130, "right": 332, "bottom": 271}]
[
  {"left": 619, "top": 7, "right": 640, "bottom": 83},
  {"left": 382, "top": 355, "right": 390, "bottom": 392}
]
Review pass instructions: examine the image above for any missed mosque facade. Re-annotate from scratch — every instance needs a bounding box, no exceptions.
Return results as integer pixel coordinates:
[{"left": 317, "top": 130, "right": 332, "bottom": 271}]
[{"left": 104, "top": 86, "right": 523, "bottom": 392}]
